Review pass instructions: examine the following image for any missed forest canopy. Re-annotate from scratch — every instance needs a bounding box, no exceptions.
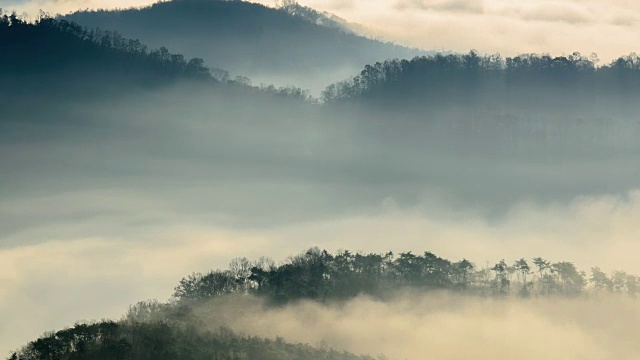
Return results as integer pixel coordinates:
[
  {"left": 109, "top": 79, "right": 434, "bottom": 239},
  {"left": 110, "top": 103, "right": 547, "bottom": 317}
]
[
  {"left": 173, "top": 248, "right": 639, "bottom": 303},
  {"left": 0, "top": 12, "right": 314, "bottom": 103},
  {"left": 322, "top": 51, "right": 640, "bottom": 112}
]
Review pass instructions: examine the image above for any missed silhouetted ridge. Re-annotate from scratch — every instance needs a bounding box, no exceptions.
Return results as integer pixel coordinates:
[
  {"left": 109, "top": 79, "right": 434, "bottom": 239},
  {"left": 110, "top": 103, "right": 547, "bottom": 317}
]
[
  {"left": 174, "top": 248, "right": 640, "bottom": 303},
  {"left": 9, "top": 248, "right": 640, "bottom": 359},
  {"left": 0, "top": 12, "right": 211, "bottom": 87},
  {"left": 276, "top": 0, "right": 356, "bottom": 34},
  {"left": 62, "top": 0, "right": 424, "bottom": 91},
  {"left": 9, "top": 320, "right": 371, "bottom": 360},
  {"left": 322, "top": 51, "right": 640, "bottom": 112},
  {"left": 0, "top": 12, "right": 318, "bottom": 110}
]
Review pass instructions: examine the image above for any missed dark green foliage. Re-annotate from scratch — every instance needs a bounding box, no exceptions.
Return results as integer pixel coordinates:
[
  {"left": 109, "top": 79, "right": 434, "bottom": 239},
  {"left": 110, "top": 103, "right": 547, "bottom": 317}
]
[{"left": 173, "top": 248, "right": 638, "bottom": 303}]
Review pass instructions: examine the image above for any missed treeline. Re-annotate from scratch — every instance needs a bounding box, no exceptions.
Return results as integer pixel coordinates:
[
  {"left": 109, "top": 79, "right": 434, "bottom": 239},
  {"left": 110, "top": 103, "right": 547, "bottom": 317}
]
[
  {"left": 322, "top": 51, "right": 640, "bottom": 110},
  {"left": 10, "top": 248, "right": 639, "bottom": 359},
  {"left": 0, "top": 12, "right": 313, "bottom": 103},
  {"left": 276, "top": 0, "right": 355, "bottom": 34},
  {"left": 0, "top": 11, "right": 211, "bottom": 81},
  {"left": 61, "top": 0, "right": 422, "bottom": 91},
  {"left": 9, "top": 320, "right": 371, "bottom": 360},
  {"left": 174, "top": 248, "right": 640, "bottom": 303}
]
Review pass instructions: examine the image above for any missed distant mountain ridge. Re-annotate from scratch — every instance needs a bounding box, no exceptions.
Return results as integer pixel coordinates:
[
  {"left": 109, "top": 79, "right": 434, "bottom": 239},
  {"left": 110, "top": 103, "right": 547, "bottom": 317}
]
[
  {"left": 62, "top": 0, "right": 426, "bottom": 92},
  {"left": 322, "top": 51, "right": 640, "bottom": 115},
  {"left": 0, "top": 12, "right": 215, "bottom": 102}
]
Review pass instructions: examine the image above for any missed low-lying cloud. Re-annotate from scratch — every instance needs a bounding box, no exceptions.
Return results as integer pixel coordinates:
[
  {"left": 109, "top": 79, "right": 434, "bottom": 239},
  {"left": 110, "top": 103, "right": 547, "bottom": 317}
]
[
  {"left": 3, "top": 188, "right": 640, "bottom": 356},
  {"left": 12, "top": 270, "right": 640, "bottom": 360},
  {"left": 201, "top": 292, "right": 640, "bottom": 360}
]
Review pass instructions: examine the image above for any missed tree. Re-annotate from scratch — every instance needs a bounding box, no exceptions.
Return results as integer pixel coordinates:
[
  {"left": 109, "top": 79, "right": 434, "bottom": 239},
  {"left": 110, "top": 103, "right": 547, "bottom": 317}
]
[
  {"left": 453, "top": 259, "right": 474, "bottom": 289},
  {"left": 590, "top": 267, "right": 613, "bottom": 293},
  {"left": 533, "top": 257, "right": 551, "bottom": 295},
  {"left": 491, "top": 260, "right": 510, "bottom": 295},
  {"left": 513, "top": 258, "right": 532, "bottom": 297},
  {"left": 552, "top": 262, "right": 584, "bottom": 296}
]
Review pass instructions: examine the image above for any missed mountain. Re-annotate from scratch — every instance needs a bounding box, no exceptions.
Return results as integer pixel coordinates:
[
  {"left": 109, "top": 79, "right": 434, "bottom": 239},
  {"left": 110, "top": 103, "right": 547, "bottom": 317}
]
[
  {"left": 62, "top": 0, "right": 426, "bottom": 93},
  {"left": 0, "top": 13, "right": 213, "bottom": 101},
  {"left": 0, "top": 13, "right": 316, "bottom": 118}
]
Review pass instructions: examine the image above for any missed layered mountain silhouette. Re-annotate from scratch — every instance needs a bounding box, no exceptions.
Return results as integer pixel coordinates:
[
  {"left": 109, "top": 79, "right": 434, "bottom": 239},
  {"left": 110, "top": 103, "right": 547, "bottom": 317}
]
[
  {"left": 62, "top": 0, "right": 426, "bottom": 92},
  {"left": 0, "top": 12, "right": 315, "bottom": 116}
]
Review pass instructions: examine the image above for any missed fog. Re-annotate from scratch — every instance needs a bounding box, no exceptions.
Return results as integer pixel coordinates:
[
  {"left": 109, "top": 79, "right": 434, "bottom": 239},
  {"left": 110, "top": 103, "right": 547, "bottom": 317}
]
[
  {"left": 190, "top": 292, "right": 640, "bottom": 360},
  {"left": 4, "top": 1, "right": 640, "bottom": 358},
  {"left": 2, "top": 80, "right": 640, "bottom": 356}
]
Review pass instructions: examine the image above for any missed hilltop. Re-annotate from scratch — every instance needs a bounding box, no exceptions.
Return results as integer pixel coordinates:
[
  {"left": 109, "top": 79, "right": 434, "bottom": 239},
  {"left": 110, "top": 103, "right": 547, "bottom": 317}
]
[{"left": 62, "top": 0, "right": 425, "bottom": 93}]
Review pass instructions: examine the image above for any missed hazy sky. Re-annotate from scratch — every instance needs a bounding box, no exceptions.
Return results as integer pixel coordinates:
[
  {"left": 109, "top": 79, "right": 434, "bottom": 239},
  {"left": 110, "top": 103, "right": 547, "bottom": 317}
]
[{"left": 6, "top": 0, "right": 640, "bottom": 62}]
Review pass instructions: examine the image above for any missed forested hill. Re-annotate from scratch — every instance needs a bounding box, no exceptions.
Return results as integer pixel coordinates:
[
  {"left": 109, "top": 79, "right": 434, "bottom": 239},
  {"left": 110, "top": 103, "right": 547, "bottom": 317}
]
[
  {"left": 8, "top": 321, "right": 372, "bottom": 360},
  {"left": 174, "top": 248, "right": 640, "bottom": 303},
  {"left": 61, "top": 0, "right": 425, "bottom": 92},
  {"left": 9, "top": 248, "right": 639, "bottom": 359},
  {"left": 322, "top": 51, "right": 640, "bottom": 114},
  {"left": 0, "top": 12, "right": 215, "bottom": 100},
  {"left": 0, "top": 13, "right": 317, "bottom": 107}
]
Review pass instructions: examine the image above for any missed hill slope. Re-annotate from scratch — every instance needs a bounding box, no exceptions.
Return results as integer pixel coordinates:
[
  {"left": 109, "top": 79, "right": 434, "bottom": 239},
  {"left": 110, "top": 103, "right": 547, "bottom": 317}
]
[
  {"left": 62, "top": 0, "right": 425, "bottom": 93},
  {"left": 0, "top": 13, "right": 213, "bottom": 102},
  {"left": 322, "top": 51, "right": 640, "bottom": 114},
  {"left": 8, "top": 320, "right": 372, "bottom": 360}
]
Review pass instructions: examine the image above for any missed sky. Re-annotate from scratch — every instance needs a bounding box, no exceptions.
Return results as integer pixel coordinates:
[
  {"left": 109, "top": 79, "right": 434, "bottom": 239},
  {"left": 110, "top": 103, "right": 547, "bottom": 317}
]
[{"left": 5, "top": 0, "right": 640, "bottom": 62}]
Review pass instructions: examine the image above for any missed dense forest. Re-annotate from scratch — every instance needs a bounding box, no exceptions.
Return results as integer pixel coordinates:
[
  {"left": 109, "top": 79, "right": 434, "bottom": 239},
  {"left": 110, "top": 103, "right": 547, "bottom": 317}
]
[
  {"left": 323, "top": 51, "right": 640, "bottom": 113},
  {"left": 174, "top": 248, "right": 640, "bottom": 302},
  {"left": 0, "top": 11, "right": 212, "bottom": 80},
  {"left": 0, "top": 12, "right": 313, "bottom": 110},
  {"left": 0, "top": 10, "right": 213, "bottom": 103}
]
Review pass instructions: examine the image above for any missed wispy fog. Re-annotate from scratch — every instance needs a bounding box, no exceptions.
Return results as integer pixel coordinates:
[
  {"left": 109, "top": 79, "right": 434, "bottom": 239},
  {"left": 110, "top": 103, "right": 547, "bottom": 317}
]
[
  {"left": 3, "top": 186, "right": 640, "bottom": 355},
  {"left": 3, "top": 2, "right": 640, "bottom": 359},
  {"left": 192, "top": 292, "right": 640, "bottom": 360},
  {"left": 2, "top": 73, "right": 640, "bottom": 356}
]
